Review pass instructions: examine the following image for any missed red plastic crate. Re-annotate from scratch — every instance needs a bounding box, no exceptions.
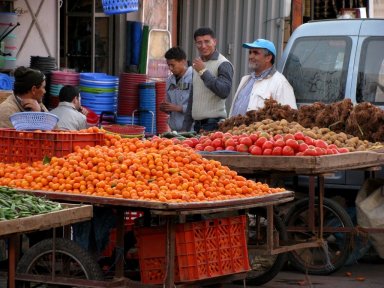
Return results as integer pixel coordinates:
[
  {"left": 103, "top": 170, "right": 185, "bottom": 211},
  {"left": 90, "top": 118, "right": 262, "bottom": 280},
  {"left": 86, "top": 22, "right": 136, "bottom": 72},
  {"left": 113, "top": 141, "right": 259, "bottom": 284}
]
[
  {"left": 135, "top": 225, "right": 180, "bottom": 284},
  {"left": 135, "top": 215, "right": 250, "bottom": 284},
  {"left": 0, "top": 128, "right": 105, "bottom": 163}
]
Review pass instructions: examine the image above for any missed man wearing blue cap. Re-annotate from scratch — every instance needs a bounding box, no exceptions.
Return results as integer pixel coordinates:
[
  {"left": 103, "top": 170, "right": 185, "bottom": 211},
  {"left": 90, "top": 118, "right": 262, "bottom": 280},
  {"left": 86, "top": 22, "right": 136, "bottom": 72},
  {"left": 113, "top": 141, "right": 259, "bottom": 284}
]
[{"left": 229, "top": 39, "right": 297, "bottom": 117}]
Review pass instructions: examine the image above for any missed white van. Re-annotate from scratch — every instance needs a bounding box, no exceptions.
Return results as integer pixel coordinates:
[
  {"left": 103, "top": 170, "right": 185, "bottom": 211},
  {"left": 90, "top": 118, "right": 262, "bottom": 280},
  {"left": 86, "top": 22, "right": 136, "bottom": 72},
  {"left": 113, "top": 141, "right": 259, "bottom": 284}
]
[{"left": 277, "top": 18, "right": 384, "bottom": 189}]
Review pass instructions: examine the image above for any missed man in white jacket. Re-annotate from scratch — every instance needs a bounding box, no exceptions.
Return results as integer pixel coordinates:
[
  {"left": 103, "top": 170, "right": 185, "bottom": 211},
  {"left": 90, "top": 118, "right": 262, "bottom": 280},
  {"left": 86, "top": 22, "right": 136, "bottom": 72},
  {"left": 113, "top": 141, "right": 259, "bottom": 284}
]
[{"left": 229, "top": 39, "right": 297, "bottom": 117}]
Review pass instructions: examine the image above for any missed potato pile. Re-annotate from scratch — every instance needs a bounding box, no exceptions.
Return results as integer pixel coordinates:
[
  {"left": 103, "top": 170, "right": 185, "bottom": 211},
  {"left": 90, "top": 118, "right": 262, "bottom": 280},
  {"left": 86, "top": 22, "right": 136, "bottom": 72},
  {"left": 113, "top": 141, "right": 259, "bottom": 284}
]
[
  {"left": 227, "top": 119, "right": 382, "bottom": 152},
  {"left": 219, "top": 99, "right": 384, "bottom": 143}
]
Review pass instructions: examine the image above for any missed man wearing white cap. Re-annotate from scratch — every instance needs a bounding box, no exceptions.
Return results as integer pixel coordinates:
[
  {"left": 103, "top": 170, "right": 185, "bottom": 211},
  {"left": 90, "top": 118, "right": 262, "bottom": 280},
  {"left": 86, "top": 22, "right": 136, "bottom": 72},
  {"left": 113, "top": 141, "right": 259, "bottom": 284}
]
[{"left": 229, "top": 39, "right": 297, "bottom": 117}]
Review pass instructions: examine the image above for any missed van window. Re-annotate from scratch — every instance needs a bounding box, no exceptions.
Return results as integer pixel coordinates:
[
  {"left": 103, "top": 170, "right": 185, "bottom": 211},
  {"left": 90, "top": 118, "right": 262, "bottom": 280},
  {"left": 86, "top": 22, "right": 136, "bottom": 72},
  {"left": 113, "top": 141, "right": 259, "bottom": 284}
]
[
  {"left": 283, "top": 37, "right": 351, "bottom": 103},
  {"left": 357, "top": 37, "right": 384, "bottom": 104}
]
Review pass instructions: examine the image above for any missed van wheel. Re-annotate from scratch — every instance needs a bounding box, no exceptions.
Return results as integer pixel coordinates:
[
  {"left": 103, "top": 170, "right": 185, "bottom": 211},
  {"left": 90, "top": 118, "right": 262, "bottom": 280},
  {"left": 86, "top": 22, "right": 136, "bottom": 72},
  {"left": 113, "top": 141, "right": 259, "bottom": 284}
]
[{"left": 284, "top": 197, "right": 353, "bottom": 275}]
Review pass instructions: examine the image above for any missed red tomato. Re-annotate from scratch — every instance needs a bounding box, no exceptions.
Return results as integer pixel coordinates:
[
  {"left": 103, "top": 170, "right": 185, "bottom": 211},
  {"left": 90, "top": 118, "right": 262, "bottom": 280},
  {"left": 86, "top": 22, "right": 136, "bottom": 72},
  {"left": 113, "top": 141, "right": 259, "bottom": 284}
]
[
  {"left": 202, "top": 139, "right": 212, "bottom": 147},
  {"left": 236, "top": 143, "right": 249, "bottom": 153},
  {"left": 274, "top": 139, "right": 286, "bottom": 148},
  {"left": 189, "top": 137, "right": 199, "bottom": 147},
  {"left": 211, "top": 131, "right": 224, "bottom": 140},
  {"left": 182, "top": 139, "right": 194, "bottom": 147},
  {"left": 304, "top": 136, "right": 315, "bottom": 146},
  {"left": 215, "top": 146, "right": 224, "bottom": 151},
  {"left": 284, "top": 133, "right": 295, "bottom": 141},
  {"left": 294, "top": 131, "right": 305, "bottom": 141},
  {"left": 262, "top": 140, "right": 274, "bottom": 150},
  {"left": 299, "top": 142, "right": 309, "bottom": 152},
  {"left": 282, "top": 145, "right": 295, "bottom": 156},
  {"left": 272, "top": 146, "right": 282, "bottom": 155},
  {"left": 326, "top": 148, "right": 335, "bottom": 155},
  {"left": 224, "top": 138, "right": 235, "bottom": 148},
  {"left": 204, "top": 145, "right": 215, "bottom": 152},
  {"left": 303, "top": 147, "right": 318, "bottom": 156},
  {"left": 256, "top": 136, "right": 268, "bottom": 147},
  {"left": 198, "top": 135, "right": 209, "bottom": 143},
  {"left": 172, "top": 138, "right": 182, "bottom": 144},
  {"left": 250, "top": 146, "right": 262, "bottom": 155},
  {"left": 338, "top": 147, "right": 350, "bottom": 153},
  {"left": 211, "top": 138, "right": 223, "bottom": 148},
  {"left": 195, "top": 144, "right": 204, "bottom": 151},
  {"left": 262, "top": 148, "right": 272, "bottom": 155},
  {"left": 273, "top": 134, "right": 284, "bottom": 141},
  {"left": 327, "top": 144, "right": 338, "bottom": 149},
  {"left": 286, "top": 139, "right": 300, "bottom": 151},
  {"left": 249, "top": 133, "right": 259, "bottom": 143},
  {"left": 225, "top": 146, "right": 235, "bottom": 151},
  {"left": 332, "top": 148, "right": 339, "bottom": 154},
  {"left": 239, "top": 136, "right": 253, "bottom": 147},
  {"left": 314, "top": 139, "right": 328, "bottom": 149},
  {"left": 315, "top": 147, "right": 326, "bottom": 155}
]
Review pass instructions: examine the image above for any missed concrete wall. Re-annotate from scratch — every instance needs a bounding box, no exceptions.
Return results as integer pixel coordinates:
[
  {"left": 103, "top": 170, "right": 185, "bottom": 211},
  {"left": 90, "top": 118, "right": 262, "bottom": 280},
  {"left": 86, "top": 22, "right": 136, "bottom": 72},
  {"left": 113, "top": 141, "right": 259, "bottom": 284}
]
[{"left": 13, "top": 0, "right": 58, "bottom": 68}]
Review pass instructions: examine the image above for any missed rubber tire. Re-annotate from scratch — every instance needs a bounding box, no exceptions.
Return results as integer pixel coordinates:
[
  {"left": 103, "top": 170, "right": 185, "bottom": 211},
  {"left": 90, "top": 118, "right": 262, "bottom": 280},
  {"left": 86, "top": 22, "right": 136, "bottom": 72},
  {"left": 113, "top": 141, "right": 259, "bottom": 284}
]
[
  {"left": 16, "top": 238, "right": 104, "bottom": 286},
  {"left": 284, "top": 197, "right": 354, "bottom": 275},
  {"left": 242, "top": 208, "right": 288, "bottom": 286}
]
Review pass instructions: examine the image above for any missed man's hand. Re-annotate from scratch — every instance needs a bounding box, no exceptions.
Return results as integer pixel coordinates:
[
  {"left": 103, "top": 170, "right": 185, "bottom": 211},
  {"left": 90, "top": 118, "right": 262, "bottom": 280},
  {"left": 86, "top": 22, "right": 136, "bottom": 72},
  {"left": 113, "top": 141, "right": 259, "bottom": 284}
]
[
  {"left": 192, "top": 57, "right": 205, "bottom": 73},
  {"left": 159, "top": 102, "right": 182, "bottom": 113},
  {"left": 21, "top": 99, "right": 41, "bottom": 112},
  {"left": 79, "top": 106, "right": 89, "bottom": 116}
]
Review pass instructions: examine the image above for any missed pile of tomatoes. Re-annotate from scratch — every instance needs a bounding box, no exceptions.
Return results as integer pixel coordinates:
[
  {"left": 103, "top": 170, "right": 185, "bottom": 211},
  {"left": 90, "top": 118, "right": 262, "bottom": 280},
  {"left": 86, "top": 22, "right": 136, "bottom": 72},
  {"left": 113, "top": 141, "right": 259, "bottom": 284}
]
[{"left": 180, "top": 131, "right": 350, "bottom": 156}]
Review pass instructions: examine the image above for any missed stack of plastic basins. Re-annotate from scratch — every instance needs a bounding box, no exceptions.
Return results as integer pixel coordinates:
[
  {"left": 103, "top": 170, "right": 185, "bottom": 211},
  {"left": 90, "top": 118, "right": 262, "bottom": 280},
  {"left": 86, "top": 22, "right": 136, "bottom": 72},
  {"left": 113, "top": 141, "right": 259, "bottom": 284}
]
[
  {"left": 155, "top": 81, "right": 169, "bottom": 133},
  {"left": 50, "top": 70, "right": 80, "bottom": 109},
  {"left": 139, "top": 82, "right": 156, "bottom": 135},
  {"left": 79, "top": 73, "right": 119, "bottom": 116},
  {"left": 117, "top": 72, "right": 148, "bottom": 117},
  {"left": 0, "top": 12, "right": 18, "bottom": 70}
]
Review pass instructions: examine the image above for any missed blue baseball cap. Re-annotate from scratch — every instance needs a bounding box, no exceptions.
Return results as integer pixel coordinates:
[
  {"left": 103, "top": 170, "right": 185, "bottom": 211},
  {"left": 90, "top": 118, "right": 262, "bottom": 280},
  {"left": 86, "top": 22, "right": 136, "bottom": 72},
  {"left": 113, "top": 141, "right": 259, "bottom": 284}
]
[{"left": 242, "top": 39, "right": 276, "bottom": 57}]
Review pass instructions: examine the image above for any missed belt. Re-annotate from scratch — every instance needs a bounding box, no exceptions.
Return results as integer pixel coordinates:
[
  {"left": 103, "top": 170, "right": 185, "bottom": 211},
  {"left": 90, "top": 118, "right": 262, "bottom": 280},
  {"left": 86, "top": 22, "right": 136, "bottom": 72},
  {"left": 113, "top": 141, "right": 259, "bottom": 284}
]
[{"left": 194, "top": 117, "right": 224, "bottom": 125}]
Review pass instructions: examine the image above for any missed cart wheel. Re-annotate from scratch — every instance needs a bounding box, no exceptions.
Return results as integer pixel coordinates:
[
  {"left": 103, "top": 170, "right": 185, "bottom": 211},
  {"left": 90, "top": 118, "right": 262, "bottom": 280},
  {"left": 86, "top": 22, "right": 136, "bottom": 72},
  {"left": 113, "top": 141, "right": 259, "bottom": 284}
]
[
  {"left": 16, "top": 238, "right": 104, "bottom": 287},
  {"left": 237, "top": 208, "right": 288, "bottom": 286},
  {"left": 284, "top": 197, "right": 354, "bottom": 275}
]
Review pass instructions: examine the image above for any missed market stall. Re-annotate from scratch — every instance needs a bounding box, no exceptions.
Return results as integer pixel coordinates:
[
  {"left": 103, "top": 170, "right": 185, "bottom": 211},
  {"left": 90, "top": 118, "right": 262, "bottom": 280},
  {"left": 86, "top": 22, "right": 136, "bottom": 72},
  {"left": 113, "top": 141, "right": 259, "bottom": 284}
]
[
  {"left": 0, "top": 203, "right": 93, "bottom": 288},
  {"left": 13, "top": 189, "right": 294, "bottom": 287},
  {"left": 202, "top": 151, "right": 384, "bottom": 274}
]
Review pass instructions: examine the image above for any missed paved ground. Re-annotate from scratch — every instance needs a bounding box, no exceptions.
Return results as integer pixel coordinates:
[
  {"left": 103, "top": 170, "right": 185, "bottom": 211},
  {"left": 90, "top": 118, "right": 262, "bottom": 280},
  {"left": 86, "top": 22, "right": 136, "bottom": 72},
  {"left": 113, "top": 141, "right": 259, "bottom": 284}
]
[
  {"left": 224, "top": 257, "right": 384, "bottom": 287},
  {"left": 1, "top": 255, "right": 383, "bottom": 287}
]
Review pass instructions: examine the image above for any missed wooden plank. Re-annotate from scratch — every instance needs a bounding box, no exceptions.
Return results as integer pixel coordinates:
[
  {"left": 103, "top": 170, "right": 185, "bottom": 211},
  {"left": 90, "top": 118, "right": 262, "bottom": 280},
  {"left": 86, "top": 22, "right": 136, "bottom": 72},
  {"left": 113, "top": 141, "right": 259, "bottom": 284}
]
[
  {"left": 0, "top": 204, "right": 92, "bottom": 237},
  {"left": 18, "top": 189, "right": 294, "bottom": 213},
  {"left": 203, "top": 151, "right": 384, "bottom": 174}
]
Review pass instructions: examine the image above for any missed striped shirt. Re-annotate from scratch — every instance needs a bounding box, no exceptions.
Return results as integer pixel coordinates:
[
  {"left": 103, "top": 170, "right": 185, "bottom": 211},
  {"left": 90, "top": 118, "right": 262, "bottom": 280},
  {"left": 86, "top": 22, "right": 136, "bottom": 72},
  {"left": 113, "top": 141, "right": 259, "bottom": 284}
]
[{"left": 230, "top": 67, "right": 273, "bottom": 117}]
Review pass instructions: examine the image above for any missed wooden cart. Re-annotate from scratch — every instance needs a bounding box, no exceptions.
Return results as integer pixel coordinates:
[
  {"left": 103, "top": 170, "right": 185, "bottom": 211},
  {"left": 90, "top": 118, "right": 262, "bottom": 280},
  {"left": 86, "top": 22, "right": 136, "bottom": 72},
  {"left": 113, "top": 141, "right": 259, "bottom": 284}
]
[
  {"left": 14, "top": 190, "right": 294, "bottom": 287},
  {"left": 202, "top": 151, "right": 384, "bottom": 274},
  {"left": 0, "top": 203, "right": 93, "bottom": 288}
]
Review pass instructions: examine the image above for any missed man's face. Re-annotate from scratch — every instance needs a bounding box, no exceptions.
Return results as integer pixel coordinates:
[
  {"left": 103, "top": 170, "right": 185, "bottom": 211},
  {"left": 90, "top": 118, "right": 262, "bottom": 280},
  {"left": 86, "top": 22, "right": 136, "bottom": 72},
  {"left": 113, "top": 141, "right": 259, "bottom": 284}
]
[
  {"left": 32, "top": 80, "right": 46, "bottom": 103},
  {"left": 248, "top": 48, "right": 272, "bottom": 73},
  {"left": 166, "top": 59, "right": 187, "bottom": 77},
  {"left": 195, "top": 35, "right": 217, "bottom": 58}
]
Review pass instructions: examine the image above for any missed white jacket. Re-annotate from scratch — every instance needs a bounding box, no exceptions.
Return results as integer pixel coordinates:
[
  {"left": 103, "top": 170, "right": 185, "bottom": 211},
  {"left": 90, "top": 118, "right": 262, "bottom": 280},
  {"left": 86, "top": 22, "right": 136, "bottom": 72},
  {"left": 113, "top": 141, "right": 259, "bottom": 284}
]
[{"left": 229, "top": 70, "right": 297, "bottom": 116}]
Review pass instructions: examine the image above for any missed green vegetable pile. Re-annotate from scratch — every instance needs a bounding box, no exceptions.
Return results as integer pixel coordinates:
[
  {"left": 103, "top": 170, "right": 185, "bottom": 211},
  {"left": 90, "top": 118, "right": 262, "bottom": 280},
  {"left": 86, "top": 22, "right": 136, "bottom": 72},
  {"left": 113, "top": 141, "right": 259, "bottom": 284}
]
[{"left": 0, "top": 187, "right": 62, "bottom": 221}]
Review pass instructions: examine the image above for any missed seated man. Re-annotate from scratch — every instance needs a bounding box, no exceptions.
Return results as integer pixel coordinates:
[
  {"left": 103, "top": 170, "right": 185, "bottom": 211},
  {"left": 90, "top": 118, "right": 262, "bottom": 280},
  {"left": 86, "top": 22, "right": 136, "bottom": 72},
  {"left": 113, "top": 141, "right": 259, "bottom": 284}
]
[
  {"left": 0, "top": 66, "right": 48, "bottom": 128},
  {"left": 50, "top": 85, "right": 88, "bottom": 130}
]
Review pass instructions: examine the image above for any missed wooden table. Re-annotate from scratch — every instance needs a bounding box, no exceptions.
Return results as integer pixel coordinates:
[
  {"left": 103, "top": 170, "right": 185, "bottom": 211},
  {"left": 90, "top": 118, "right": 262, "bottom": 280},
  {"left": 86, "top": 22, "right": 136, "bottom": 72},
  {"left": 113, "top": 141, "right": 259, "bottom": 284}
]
[
  {"left": 0, "top": 203, "right": 93, "bottom": 288},
  {"left": 202, "top": 151, "right": 384, "bottom": 261},
  {"left": 17, "top": 190, "right": 295, "bottom": 287}
]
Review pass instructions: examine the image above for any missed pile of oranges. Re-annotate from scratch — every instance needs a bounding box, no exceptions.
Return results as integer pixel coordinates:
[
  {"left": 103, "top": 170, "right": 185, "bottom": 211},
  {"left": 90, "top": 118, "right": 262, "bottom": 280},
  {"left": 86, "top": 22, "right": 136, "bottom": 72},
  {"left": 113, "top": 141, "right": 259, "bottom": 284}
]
[{"left": 0, "top": 133, "right": 285, "bottom": 202}]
